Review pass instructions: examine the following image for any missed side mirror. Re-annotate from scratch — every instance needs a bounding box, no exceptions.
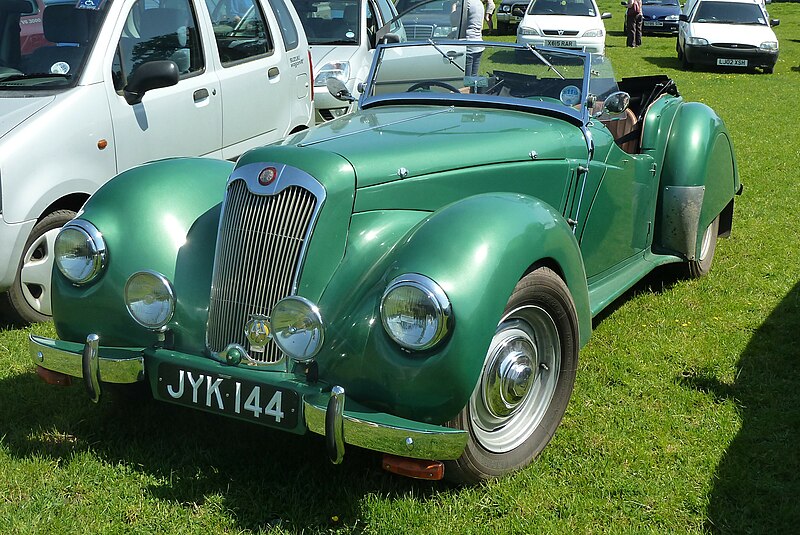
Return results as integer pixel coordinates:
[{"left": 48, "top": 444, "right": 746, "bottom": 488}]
[
  {"left": 326, "top": 78, "right": 355, "bottom": 103},
  {"left": 603, "top": 91, "right": 631, "bottom": 115},
  {"left": 620, "top": 1, "right": 626, "bottom": 5},
  {"left": 601, "top": 12, "right": 612, "bottom": 19},
  {"left": 123, "top": 61, "right": 179, "bottom": 105},
  {"left": 770, "top": 18, "right": 779, "bottom": 27},
  {"left": 679, "top": 13, "right": 689, "bottom": 22},
  {"left": 381, "top": 32, "right": 401, "bottom": 44}
]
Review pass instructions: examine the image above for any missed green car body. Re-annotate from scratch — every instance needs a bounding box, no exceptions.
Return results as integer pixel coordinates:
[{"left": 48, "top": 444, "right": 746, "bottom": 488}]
[{"left": 31, "top": 41, "right": 739, "bottom": 482}]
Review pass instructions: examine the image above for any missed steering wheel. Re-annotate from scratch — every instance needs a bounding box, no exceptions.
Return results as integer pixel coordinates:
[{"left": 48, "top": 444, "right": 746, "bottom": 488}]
[{"left": 406, "top": 80, "right": 461, "bottom": 93}]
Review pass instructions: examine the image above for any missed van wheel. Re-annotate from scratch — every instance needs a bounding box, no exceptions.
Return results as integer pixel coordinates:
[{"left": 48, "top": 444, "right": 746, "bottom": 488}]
[
  {"left": 444, "top": 267, "right": 579, "bottom": 484},
  {"left": 4, "top": 210, "right": 75, "bottom": 324}
]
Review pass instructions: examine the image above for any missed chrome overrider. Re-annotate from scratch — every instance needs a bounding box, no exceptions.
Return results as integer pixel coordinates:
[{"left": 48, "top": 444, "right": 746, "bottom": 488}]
[{"left": 29, "top": 333, "right": 468, "bottom": 462}]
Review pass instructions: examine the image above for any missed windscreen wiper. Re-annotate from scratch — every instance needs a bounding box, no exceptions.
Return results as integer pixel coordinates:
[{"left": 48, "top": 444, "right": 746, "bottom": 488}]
[
  {"left": 525, "top": 44, "right": 565, "bottom": 80},
  {"left": 427, "top": 38, "right": 465, "bottom": 74}
]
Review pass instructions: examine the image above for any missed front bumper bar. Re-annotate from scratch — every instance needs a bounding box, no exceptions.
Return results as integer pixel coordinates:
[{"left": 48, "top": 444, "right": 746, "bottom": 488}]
[{"left": 30, "top": 334, "right": 468, "bottom": 462}]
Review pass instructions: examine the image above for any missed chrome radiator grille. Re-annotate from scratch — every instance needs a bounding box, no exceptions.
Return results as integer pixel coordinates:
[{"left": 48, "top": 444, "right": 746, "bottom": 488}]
[
  {"left": 207, "top": 180, "right": 317, "bottom": 363},
  {"left": 405, "top": 25, "right": 434, "bottom": 40}
]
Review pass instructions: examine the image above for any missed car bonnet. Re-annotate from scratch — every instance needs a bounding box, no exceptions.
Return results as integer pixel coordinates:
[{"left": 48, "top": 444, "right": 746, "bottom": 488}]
[
  {"left": 688, "top": 22, "right": 777, "bottom": 46},
  {"left": 288, "top": 105, "right": 585, "bottom": 188},
  {"left": 0, "top": 94, "right": 55, "bottom": 141}
]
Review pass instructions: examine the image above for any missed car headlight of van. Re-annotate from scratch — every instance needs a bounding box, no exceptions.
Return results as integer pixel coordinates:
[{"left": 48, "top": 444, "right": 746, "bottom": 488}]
[
  {"left": 380, "top": 273, "right": 452, "bottom": 352},
  {"left": 759, "top": 41, "right": 778, "bottom": 51},
  {"left": 314, "top": 61, "right": 350, "bottom": 87},
  {"left": 271, "top": 296, "right": 324, "bottom": 362},
  {"left": 583, "top": 28, "right": 604, "bottom": 37},
  {"left": 518, "top": 26, "right": 540, "bottom": 36},
  {"left": 125, "top": 271, "right": 175, "bottom": 330},
  {"left": 433, "top": 25, "right": 456, "bottom": 37},
  {"left": 686, "top": 37, "right": 709, "bottom": 46},
  {"left": 54, "top": 220, "right": 107, "bottom": 285}
]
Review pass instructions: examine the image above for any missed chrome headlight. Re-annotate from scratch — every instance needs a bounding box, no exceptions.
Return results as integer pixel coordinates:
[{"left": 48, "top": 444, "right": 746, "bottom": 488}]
[
  {"left": 759, "top": 41, "right": 778, "bottom": 51},
  {"left": 124, "top": 270, "right": 175, "bottom": 330},
  {"left": 583, "top": 28, "right": 604, "bottom": 38},
  {"left": 686, "top": 37, "right": 709, "bottom": 46},
  {"left": 518, "top": 26, "right": 540, "bottom": 36},
  {"left": 314, "top": 61, "right": 350, "bottom": 87},
  {"left": 270, "top": 296, "right": 324, "bottom": 363},
  {"left": 380, "top": 273, "right": 452, "bottom": 352},
  {"left": 54, "top": 220, "right": 107, "bottom": 285},
  {"left": 665, "top": 14, "right": 679, "bottom": 21}
]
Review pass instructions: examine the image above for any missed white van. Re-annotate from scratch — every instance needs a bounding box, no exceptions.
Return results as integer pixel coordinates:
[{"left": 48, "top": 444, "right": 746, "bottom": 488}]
[{"left": 0, "top": 0, "right": 313, "bottom": 323}]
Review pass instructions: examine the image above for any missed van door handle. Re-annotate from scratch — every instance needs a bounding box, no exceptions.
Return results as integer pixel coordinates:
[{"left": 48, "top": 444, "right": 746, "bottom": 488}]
[
  {"left": 268, "top": 67, "right": 279, "bottom": 78},
  {"left": 193, "top": 88, "right": 209, "bottom": 102}
]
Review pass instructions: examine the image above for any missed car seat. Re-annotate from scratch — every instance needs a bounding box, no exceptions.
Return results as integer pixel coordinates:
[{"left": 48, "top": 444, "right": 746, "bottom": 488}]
[{"left": 23, "top": 5, "right": 92, "bottom": 75}]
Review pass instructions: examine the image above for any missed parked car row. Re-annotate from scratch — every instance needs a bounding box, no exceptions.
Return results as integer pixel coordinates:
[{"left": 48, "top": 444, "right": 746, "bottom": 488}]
[{"left": 500, "top": 0, "right": 779, "bottom": 74}]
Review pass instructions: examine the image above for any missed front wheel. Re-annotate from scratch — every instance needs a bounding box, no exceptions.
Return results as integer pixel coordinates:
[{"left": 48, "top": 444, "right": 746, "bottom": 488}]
[
  {"left": 686, "top": 215, "right": 719, "bottom": 278},
  {"left": 3, "top": 210, "right": 76, "bottom": 324},
  {"left": 444, "top": 267, "right": 579, "bottom": 484}
]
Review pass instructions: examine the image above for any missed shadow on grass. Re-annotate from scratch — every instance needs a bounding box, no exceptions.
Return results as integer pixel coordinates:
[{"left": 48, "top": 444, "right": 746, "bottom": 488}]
[
  {"left": 679, "top": 280, "right": 800, "bottom": 533},
  {"left": 0, "top": 370, "right": 442, "bottom": 531}
]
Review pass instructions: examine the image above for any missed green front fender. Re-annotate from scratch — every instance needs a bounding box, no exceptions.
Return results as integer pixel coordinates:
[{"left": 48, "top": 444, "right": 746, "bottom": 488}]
[
  {"left": 316, "top": 193, "right": 590, "bottom": 425},
  {"left": 53, "top": 158, "right": 234, "bottom": 350},
  {"left": 657, "top": 102, "right": 739, "bottom": 258}
]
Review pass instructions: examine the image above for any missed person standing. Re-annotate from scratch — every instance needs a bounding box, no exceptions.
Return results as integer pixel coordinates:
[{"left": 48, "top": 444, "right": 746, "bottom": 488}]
[
  {"left": 465, "top": 0, "right": 485, "bottom": 76},
  {"left": 625, "top": 0, "right": 643, "bottom": 47},
  {"left": 484, "top": 0, "right": 495, "bottom": 34}
]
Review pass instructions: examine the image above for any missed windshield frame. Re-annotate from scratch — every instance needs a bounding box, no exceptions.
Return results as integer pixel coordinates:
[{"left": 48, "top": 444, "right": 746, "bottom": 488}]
[{"left": 359, "top": 40, "right": 597, "bottom": 126}]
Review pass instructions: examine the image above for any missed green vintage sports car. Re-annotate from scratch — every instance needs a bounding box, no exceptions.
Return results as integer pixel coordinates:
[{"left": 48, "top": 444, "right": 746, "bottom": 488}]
[{"left": 30, "top": 39, "right": 740, "bottom": 484}]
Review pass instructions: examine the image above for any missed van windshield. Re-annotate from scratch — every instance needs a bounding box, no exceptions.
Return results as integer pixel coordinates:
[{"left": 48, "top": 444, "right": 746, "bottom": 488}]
[
  {"left": 0, "top": 0, "right": 110, "bottom": 90},
  {"left": 693, "top": 2, "right": 766, "bottom": 25},
  {"left": 291, "top": 0, "right": 361, "bottom": 45}
]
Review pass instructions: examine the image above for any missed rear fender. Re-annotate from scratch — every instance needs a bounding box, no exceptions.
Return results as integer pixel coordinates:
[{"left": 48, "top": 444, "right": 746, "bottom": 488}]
[{"left": 656, "top": 102, "right": 739, "bottom": 259}]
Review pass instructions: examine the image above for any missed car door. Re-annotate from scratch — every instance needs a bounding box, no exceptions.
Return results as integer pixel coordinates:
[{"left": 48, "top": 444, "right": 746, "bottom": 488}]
[
  {"left": 107, "top": 0, "right": 223, "bottom": 173},
  {"left": 204, "top": 0, "right": 292, "bottom": 158}
]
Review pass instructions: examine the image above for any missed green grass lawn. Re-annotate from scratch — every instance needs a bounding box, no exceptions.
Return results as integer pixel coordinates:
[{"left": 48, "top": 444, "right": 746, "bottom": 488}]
[{"left": 2, "top": 3, "right": 799, "bottom": 533}]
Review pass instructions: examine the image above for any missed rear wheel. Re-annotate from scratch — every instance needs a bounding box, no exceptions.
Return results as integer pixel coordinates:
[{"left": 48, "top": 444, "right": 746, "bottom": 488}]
[
  {"left": 444, "top": 267, "right": 579, "bottom": 484},
  {"left": 686, "top": 216, "right": 719, "bottom": 278},
  {"left": 3, "top": 210, "right": 75, "bottom": 324}
]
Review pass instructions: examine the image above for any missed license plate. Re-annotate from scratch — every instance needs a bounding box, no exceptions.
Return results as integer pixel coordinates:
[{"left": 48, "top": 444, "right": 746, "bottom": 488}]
[
  {"left": 717, "top": 58, "right": 748, "bottom": 67},
  {"left": 547, "top": 40, "right": 576, "bottom": 47},
  {"left": 643, "top": 20, "right": 663, "bottom": 26},
  {"left": 157, "top": 363, "right": 299, "bottom": 428}
]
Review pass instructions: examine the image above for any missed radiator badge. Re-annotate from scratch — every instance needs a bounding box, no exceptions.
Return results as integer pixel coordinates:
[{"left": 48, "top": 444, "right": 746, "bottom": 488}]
[
  {"left": 245, "top": 314, "right": 272, "bottom": 352},
  {"left": 258, "top": 167, "right": 278, "bottom": 186}
]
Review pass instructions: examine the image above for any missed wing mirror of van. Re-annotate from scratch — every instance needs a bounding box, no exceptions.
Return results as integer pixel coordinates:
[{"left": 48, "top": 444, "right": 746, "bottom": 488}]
[
  {"left": 124, "top": 61, "right": 180, "bottom": 105},
  {"left": 326, "top": 78, "right": 355, "bottom": 103}
]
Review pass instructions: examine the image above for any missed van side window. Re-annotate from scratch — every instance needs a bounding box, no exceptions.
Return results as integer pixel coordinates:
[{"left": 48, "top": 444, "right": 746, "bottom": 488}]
[
  {"left": 205, "top": 0, "right": 275, "bottom": 65},
  {"left": 113, "top": 0, "right": 205, "bottom": 91},
  {"left": 267, "top": 0, "right": 300, "bottom": 51}
]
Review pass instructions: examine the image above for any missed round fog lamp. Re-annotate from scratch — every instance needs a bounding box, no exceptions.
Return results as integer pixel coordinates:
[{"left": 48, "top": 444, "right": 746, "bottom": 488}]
[
  {"left": 54, "top": 220, "right": 106, "bottom": 285},
  {"left": 124, "top": 270, "right": 175, "bottom": 329},
  {"left": 270, "top": 296, "right": 324, "bottom": 362}
]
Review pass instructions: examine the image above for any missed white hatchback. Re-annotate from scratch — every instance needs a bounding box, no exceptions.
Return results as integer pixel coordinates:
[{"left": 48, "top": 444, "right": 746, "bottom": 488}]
[
  {"left": 677, "top": 0, "right": 779, "bottom": 73},
  {"left": 0, "top": 0, "right": 313, "bottom": 323},
  {"left": 516, "top": 0, "right": 612, "bottom": 55}
]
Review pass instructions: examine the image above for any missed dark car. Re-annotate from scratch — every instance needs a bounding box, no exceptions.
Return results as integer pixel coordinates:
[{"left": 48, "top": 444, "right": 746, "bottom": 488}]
[{"left": 622, "top": 0, "right": 681, "bottom": 35}]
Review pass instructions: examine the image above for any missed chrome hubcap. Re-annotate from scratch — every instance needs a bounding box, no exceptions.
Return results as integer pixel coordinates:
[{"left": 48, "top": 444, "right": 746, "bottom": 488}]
[
  {"left": 470, "top": 305, "right": 561, "bottom": 453},
  {"left": 19, "top": 228, "right": 60, "bottom": 316}
]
